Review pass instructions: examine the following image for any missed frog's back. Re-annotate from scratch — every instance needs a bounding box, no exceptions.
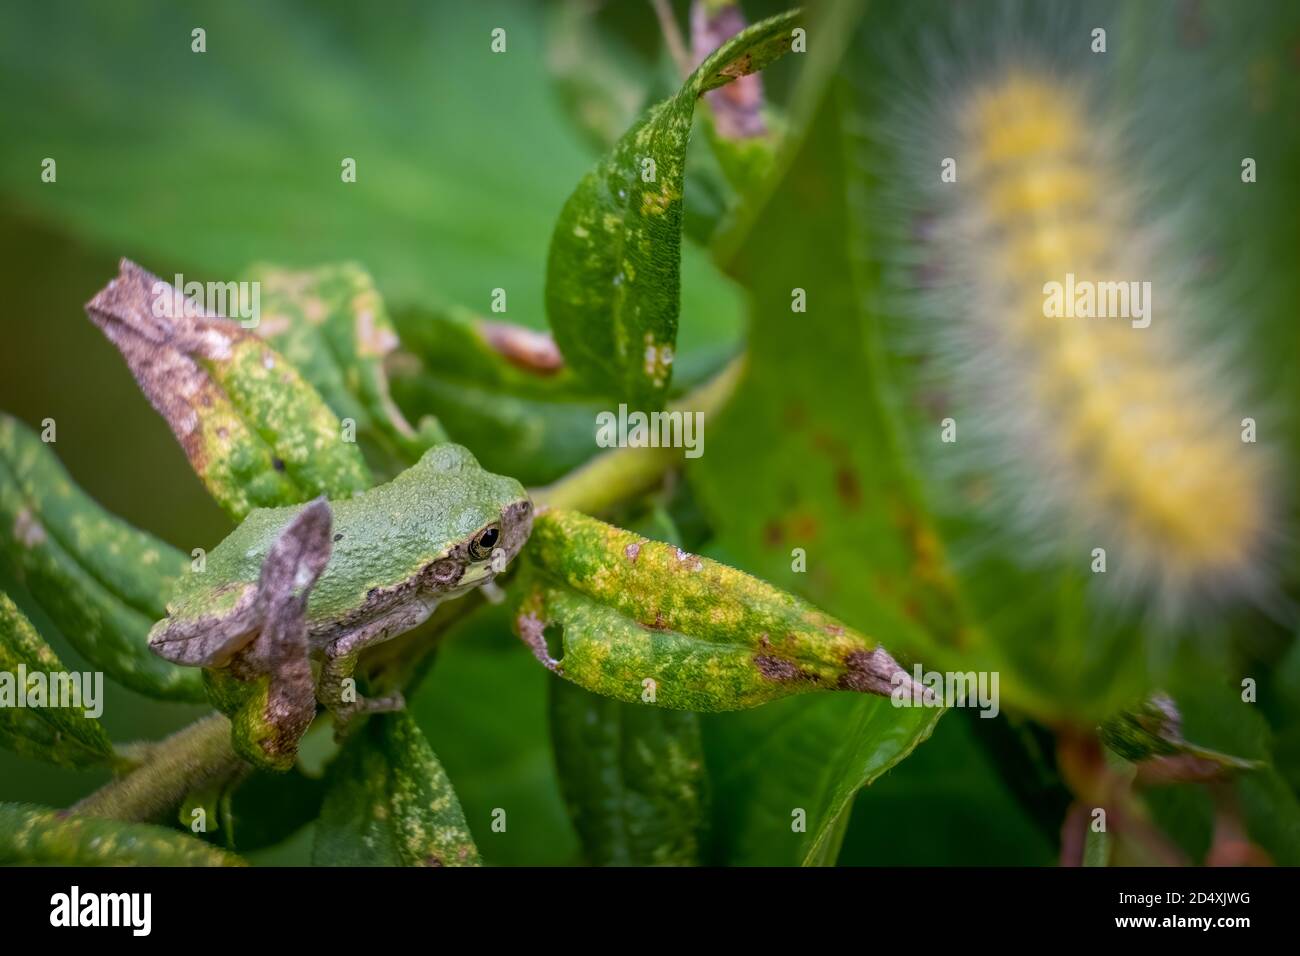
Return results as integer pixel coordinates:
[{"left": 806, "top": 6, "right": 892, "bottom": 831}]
[{"left": 169, "top": 443, "right": 524, "bottom": 623}]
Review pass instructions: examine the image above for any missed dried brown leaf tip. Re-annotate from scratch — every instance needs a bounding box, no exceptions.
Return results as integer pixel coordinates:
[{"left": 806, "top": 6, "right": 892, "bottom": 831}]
[
  {"left": 691, "top": 0, "right": 767, "bottom": 139},
  {"left": 189, "top": 500, "right": 334, "bottom": 771},
  {"left": 85, "top": 259, "right": 370, "bottom": 519}
]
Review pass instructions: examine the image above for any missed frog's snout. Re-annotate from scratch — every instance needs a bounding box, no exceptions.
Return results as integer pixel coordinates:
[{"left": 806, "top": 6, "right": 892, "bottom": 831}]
[{"left": 500, "top": 497, "right": 534, "bottom": 565}]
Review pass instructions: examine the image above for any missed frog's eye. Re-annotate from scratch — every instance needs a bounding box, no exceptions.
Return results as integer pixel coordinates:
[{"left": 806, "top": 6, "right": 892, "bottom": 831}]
[{"left": 469, "top": 525, "right": 501, "bottom": 562}]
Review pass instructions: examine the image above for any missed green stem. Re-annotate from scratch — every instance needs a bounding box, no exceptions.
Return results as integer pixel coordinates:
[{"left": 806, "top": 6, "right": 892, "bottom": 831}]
[
  {"left": 534, "top": 355, "right": 744, "bottom": 513},
  {"left": 73, "top": 713, "right": 241, "bottom": 823}
]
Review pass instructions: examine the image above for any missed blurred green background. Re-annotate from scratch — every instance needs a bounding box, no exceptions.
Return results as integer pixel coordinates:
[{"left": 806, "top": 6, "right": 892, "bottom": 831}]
[{"left": 1, "top": 0, "right": 1296, "bottom": 867}]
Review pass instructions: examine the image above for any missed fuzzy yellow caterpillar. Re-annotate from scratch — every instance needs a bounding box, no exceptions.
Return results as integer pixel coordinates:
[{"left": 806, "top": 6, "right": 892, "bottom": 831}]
[{"left": 930, "top": 69, "right": 1273, "bottom": 613}]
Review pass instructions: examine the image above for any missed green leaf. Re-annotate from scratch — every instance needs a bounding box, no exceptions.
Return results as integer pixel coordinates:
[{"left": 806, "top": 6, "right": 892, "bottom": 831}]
[
  {"left": 86, "top": 260, "right": 373, "bottom": 521},
  {"left": 313, "top": 712, "right": 480, "bottom": 867},
  {"left": 550, "top": 671, "right": 707, "bottom": 866},
  {"left": 247, "top": 262, "right": 447, "bottom": 467},
  {"left": 0, "top": 592, "right": 115, "bottom": 769},
  {"left": 0, "top": 414, "right": 204, "bottom": 701},
  {"left": 545, "top": 0, "right": 651, "bottom": 153},
  {"left": 516, "top": 508, "right": 916, "bottom": 711},
  {"left": 220, "top": 768, "right": 325, "bottom": 853},
  {"left": 0, "top": 803, "right": 244, "bottom": 866},
  {"left": 703, "top": 694, "right": 942, "bottom": 866},
  {"left": 834, "top": 712, "right": 1057, "bottom": 865},
  {"left": 544, "top": 8, "right": 804, "bottom": 408}
]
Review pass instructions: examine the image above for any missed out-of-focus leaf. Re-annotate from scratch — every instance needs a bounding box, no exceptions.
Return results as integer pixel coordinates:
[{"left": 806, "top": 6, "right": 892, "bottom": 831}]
[
  {"left": 0, "top": 803, "right": 244, "bottom": 866},
  {"left": 835, "top": 711, "right": 1057, "bottom": 866},
  {"left": 0, "top": 414, "right": 203, "bottom": 701},
  {"left": 394, "top": 304, "right": 580, "bottom": 399},
  {"left": 546, "top": 0, "right": 650, "bottom": 152},
  {"left": 313, "top": 712, "right": 479, "bottom": 867},
  {"left": 247, "top": 262, "right": 446, "bottom": 467},
  {"left": 86, "top": 260, "right": 372, "bottom": 520},
  {"left": 0, "top": 592, "right": 115, "bottom": 769},
  {"left": 704, "top": 693, "right": 942, "bottom": 866},
  {"left": 1155, "top": 657, "right": 1300, "bottom": 866},
  {"left": 551, "top": 677, "right": 707, "bottom": 865},
  {"left": 545, "top": 9, "right": 803, "bottom": 409},
  {"left": 391, "top": 302, "right": 604, "bottom": 485},
  {"left": 515, "top": 508, "right": 917, "bottom": 711},
  {"left": 0, "top": 0, "right": 747, "bottom": 420},
  {"left": 1100, "top": 693, "right": 1261, "bottom": 773}
]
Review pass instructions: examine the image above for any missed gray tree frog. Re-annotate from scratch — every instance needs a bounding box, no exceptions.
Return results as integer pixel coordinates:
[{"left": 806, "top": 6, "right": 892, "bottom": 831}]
[{"left": 149, "top": 443, "right": 532, "bottom": 768}]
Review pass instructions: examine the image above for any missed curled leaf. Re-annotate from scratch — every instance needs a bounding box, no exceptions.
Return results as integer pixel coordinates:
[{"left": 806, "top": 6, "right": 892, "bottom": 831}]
[
  {"left": 313, "top": 712, "right": 480, "bottom": 867},
  {"left": 515, "top": 508, "right": 914, "bottom": 710},
  {"left": 1100, "top": 693, "right": 1262, "bottom": 779},
  {"left": 545, "top": 8, "right": 804, "bottom": 408},
  {"left": 0, "top": 592, "right": 115, "bottom": 769},
  {"left": 247, "top": 262, "right": 447, "bottom": 465},
  {"left": 0, "top": 414, "right": 203, "bottom": 701},
  {"left": 0, "top": 803, "right": 244, "bottom": 866},
  {"left": 86, "top": 259, "right": 372, "bottom": 520}
]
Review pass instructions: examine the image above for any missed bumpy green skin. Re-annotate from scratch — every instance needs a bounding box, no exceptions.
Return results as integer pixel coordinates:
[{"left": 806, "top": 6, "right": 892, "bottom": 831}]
[
  {"left": 247, "top": 262, "right": 446, "bottom": 465},
  {"left": 0, "top": 415, "right": 203, "bottom": 701},
  {"left": 160, "top": 444, "right": 528, "bottom": 630},
  {"left": 551, "top": 677, "right": 707, "bottom": 865},
  {"left": 0, "top": 803, "right": 243, "bottom": 866},
  {"left": 544, "top": 9, "right": 803, "bottom": 409},
  {"left": 313, "top": 712, "right": 480, "bottom": 867},
  {"left": 0, "top": 592, "right": 115, "bottom": 769},
  {"left": 519, "top": 508, "right": 889, "bottom": 711}
]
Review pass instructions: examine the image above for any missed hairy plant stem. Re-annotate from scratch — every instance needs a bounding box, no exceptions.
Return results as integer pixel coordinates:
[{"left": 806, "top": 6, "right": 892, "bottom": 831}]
[
  {"left": 73, "top": 713, "right": 240, "bottom": 822},
  {"left": 71, "top": 356, "right": 745, "bottom": 824}
]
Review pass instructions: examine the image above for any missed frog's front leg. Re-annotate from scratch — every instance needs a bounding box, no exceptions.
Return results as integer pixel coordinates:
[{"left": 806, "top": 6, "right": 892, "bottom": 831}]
[{"left": 316, "top": 599, "right": 436, "bottom": 729}]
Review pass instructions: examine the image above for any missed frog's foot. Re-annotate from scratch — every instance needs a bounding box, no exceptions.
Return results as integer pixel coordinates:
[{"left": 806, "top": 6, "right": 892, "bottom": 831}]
[{"left": 330, "top": 691, "right": 406, "bottom": 738}]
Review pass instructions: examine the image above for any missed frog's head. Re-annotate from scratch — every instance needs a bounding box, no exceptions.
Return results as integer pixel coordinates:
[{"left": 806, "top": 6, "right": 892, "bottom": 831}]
[{"left": 415, "top": 443, "right": 533, "bottom": 594}]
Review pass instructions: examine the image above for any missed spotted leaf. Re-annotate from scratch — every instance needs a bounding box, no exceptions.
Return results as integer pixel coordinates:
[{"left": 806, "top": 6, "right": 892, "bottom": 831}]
[{"left": 544, "top": 8, "right": 803, "bottom": 409}]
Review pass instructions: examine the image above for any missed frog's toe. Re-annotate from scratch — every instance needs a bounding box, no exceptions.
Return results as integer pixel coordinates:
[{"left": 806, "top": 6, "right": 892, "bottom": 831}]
[{"left": 330, "top": 690, "right": 407, "bottom": 734}]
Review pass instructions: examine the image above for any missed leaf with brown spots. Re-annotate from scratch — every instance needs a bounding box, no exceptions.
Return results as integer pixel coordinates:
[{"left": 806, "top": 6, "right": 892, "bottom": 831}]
[
  {"left": 513, "top": 508, "right": 917, "bottom": 711},
  {"left": 86, "top": 259, "right": 372, "bottom": 520},
  {"left": 545, "top": 9, "right": 804, "bottom": 409}
]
